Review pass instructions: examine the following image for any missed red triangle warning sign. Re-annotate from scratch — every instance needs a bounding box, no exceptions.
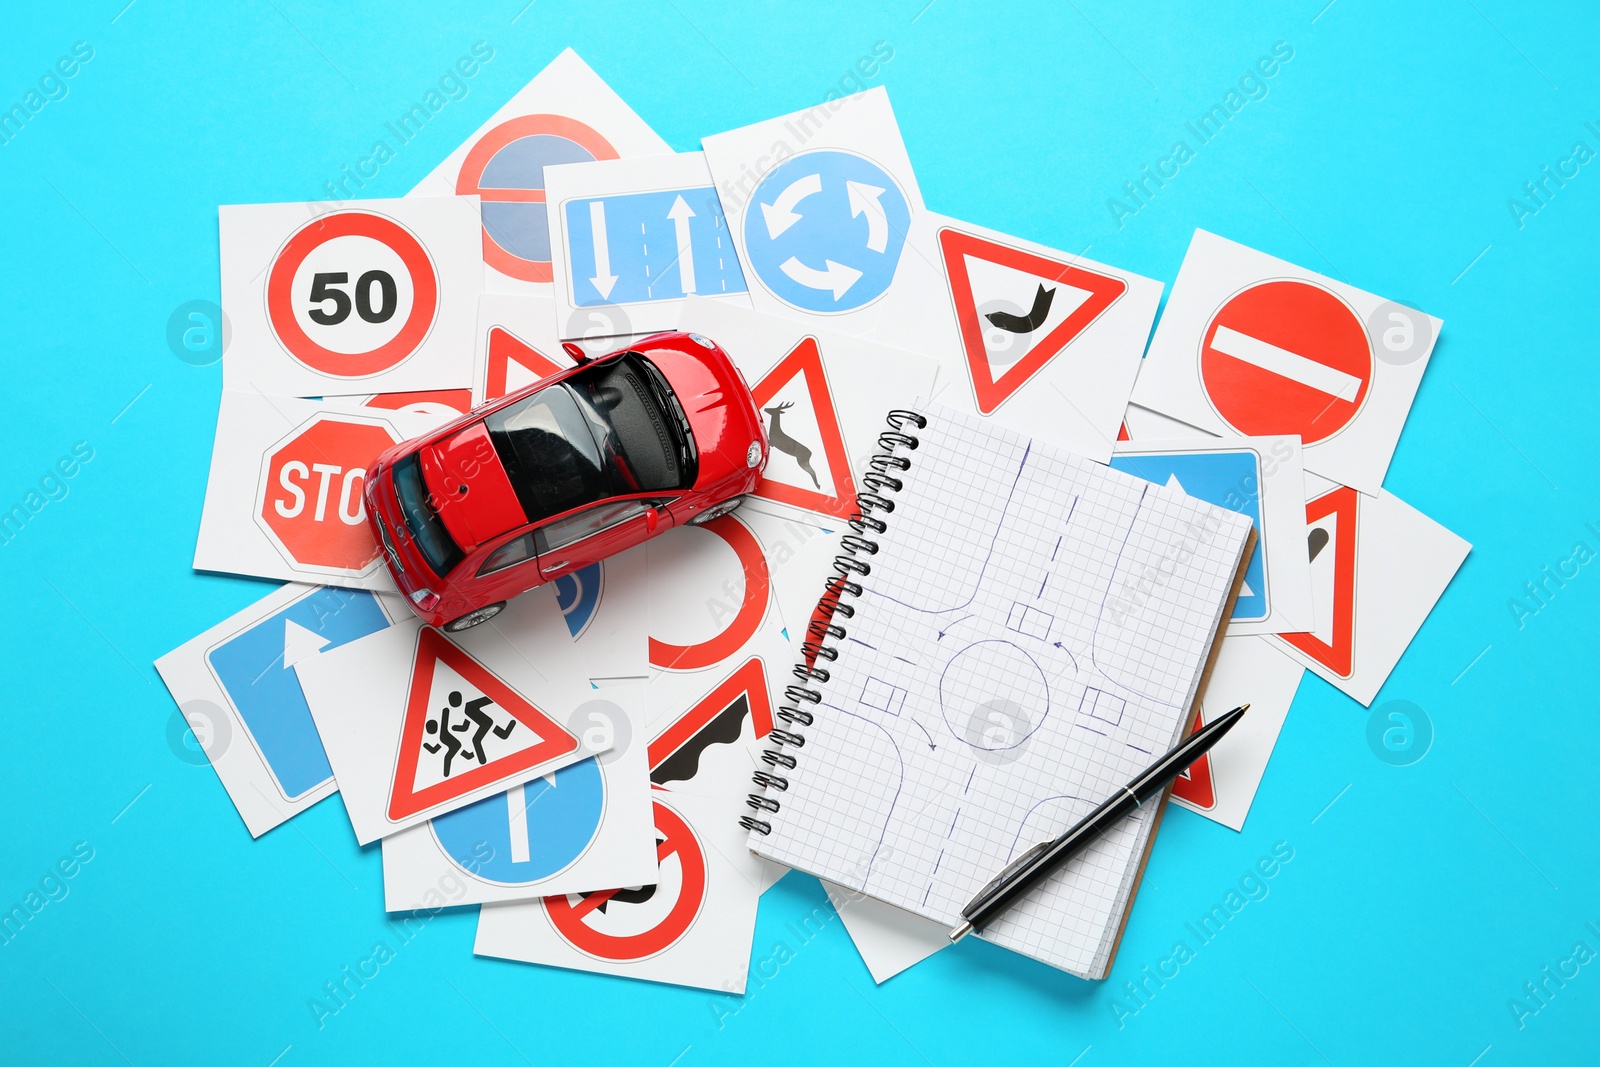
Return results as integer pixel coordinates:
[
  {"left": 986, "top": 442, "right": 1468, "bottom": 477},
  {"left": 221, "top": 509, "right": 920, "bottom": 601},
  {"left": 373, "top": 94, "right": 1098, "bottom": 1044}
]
[
  {"left": 388, "top": 628, "right": 581, "bottom": 821},
  {"left": 647, "top": 657, "right": 775, "bottom": 788},
  {"left": 484, "top": 326, "right": 563, "bottom": 402},
  {"left": 750, "top": 338, "right": 856, "bottom": 520},
  {"left": 1171, "top": 708, "right": 1217, "bottom": 810},
  {"left": 939, "top": 228, "right": 1128, "bottom": 415},
  {"left": 1279, "top": 486, "right": 1358, "bottom": 678}
]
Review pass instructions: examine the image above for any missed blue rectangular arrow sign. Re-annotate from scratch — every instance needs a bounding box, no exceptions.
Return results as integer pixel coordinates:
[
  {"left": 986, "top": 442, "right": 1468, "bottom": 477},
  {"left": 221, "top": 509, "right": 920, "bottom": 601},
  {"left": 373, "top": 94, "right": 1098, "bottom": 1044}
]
[
  {"left": 1109, "top": 449, "right": 1269, "bottom": 622},
  {"left": 563, "top": 187, "right": 748, "bottom": 306},
  {"left": 206, "top": 586, "right": 392, "bottom": 800}
]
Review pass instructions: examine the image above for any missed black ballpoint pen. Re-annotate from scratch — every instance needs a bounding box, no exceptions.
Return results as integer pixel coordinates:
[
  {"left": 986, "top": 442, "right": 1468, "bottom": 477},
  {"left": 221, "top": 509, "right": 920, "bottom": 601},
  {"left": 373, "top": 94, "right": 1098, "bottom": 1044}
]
[{"left": 950, "top": 703, "right": 1250, "bottom": 942}]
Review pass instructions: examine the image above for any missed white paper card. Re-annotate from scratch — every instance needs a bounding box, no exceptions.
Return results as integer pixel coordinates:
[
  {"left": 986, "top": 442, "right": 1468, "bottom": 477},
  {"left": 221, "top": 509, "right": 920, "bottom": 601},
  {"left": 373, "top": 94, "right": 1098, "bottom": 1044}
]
[
  {"left": 917, "top": 213, "right": 1164, "bottom": 462},
  {"left": 154, "top": 583, "right": 405, "bottom": 837},
  {"left": 701, "top": 88, "right": 923, "bottom": 332},
  {"left": 1169, "top": 634, "right": 1304, "bottom": 830},
  {"left": 475, "top": 788, "right": 764, "bottom": 993},
  {"left": 295, "top": 589, "right": 613, "bottom": 844},
  {"left": 220, "top": 197, "right": 484, "bottom": 397},
  {"left": 194, "top": 392, "right": 448, "bottom": 588},
  {"left": 644, "top": 509, "right": 822, "bottom": 810},
  {"left": 381, "top": 679, "right": 655, "bottom": 909},
  {"left": 410, "top": 48, "right": 670, "bottom": 293},
  {"left": 469, "top": 293, "right": 577, "bottom": 406},
  {"left": 1111, "top": 435, "right": 1312, "bottom": 635},
  {"left": 1131, "top": 229, "right": 1440, "bottom": 494},
  {"left": 823, "top": 881, "right": 949, "bottom": 983},
  {"left": 1269, "top": 484, "right": 1469, "bottom": 706},
  {"left": 677, "top": 299, "right": 939, "bottom": 526},
  {"left": 546, "top": 152, "right": 752, "bottom": 340}
]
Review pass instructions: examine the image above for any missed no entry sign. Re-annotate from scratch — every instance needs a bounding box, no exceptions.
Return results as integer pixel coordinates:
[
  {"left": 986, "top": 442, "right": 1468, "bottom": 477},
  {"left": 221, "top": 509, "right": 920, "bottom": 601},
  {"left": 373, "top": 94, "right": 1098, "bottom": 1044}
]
[
  {"left": 255, "top": 412, "right": 399, "bottom": 576},
  {"left": 1199, "top": 280, "right": 1372, "bottom": 444}
]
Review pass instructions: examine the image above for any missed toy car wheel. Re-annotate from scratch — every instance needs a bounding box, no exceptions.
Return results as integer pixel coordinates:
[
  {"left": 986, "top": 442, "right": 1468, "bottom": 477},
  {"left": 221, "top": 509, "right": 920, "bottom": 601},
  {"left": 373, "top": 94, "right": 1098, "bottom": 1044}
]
[
  {"left": 688, "top": 496, "right": 744, "bottom": 526},
  {"left": 443, "top": 602, "right": 505, "bottom": 633}
]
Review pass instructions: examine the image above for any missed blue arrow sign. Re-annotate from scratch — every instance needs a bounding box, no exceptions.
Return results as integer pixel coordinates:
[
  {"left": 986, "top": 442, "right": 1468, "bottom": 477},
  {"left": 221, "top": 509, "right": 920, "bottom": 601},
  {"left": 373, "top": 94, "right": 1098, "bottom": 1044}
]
[
  {"left": 741, "top": 149, "right": 911, "bottom": 313},
  {"left": 205, "top": 586, "right": 392, "bottom": 800},
  {"left": 428, "top": 758, "right": 607, "bottom": 884},
  {"left": 553, "top": 562, "right": 603, "bottom": 640},
  {"left": 563, "top": 187, "right": 747, "bottom": 306},
  {"left": 1109, "top": 449, "right": 1269, "bottom": 622}
]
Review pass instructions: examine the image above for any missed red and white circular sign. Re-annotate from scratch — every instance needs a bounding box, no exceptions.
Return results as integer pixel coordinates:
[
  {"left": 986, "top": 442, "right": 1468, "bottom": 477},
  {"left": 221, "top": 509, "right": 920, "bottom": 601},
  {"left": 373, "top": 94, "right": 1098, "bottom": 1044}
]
[
  {"left": 647, "top": 516, "right": 770, "bottom": 672},
  {"left": 256, "top": 412, "right": 400, "bottom": 574},
  {"left": 266, "top": 211, "right": 439, "bottom": 378},
  {"left": 1199, "top": 280, "right": 1372, "bottom": 445},
  {"left": 543, "top": 798, "right": 705, "bottom": 961},
  {"left": 456, "top": 115, "right": 618, "bottom": 283}
]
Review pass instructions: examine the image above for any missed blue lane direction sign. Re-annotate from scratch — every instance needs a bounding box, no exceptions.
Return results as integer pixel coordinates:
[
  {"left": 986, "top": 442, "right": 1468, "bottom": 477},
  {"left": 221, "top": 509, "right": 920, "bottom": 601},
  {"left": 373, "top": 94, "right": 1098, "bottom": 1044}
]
[
  {"left": 428, "top": 757, "right": 607, "bottom": 885},
  {"left": 1109, "top": 449, "right": 1270, "bottom": 622},
  {"left": 205, "top": 586, "right": 393, "bottom": 801},
  {"left": 741, "top": 149, "right": 911, "bottom": 314},
  {"left": 563, "top": 187, "right": 747, "bottom": 307}
]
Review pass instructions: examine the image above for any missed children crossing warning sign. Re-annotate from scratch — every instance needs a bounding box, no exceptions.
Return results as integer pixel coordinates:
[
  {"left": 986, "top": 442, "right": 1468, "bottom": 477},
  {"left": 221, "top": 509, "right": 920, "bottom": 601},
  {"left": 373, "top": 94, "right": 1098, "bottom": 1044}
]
[
  {"left": 544, "top": 797, "right": 707, "bottom": 961},
  {"left": 1279, "top": 486, "right": 1358, "bottom": 678},
  {"left": 939, "top": 227, "right": 1127, "bottom": 415},
  {"left": 750, "top": 337, "right": 856, "bottom": 520},
  {"left": 388, "top": 628, "right": 581, "bottom": 821}
]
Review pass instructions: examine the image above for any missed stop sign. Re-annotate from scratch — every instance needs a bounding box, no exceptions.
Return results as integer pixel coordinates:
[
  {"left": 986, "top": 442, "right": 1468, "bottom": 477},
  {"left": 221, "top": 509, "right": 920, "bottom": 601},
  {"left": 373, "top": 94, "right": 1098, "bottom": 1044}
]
[{"left": 256, "top": 412, "right": 400, "bottom": 576}]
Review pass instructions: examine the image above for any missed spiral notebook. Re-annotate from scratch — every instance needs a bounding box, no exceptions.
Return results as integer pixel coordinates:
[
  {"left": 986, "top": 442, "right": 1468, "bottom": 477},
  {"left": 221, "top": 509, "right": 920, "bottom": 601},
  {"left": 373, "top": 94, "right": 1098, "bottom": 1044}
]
[{"left": 742, "top": 404, "right": 1255, "bottom": 979}]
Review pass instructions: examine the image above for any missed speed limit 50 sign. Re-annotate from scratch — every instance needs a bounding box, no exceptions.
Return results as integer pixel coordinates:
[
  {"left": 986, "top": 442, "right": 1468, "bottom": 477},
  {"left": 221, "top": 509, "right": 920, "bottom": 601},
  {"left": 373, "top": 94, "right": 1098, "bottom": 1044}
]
[{"left": 220, "top": 197, "right": 484, "bottom": 398}]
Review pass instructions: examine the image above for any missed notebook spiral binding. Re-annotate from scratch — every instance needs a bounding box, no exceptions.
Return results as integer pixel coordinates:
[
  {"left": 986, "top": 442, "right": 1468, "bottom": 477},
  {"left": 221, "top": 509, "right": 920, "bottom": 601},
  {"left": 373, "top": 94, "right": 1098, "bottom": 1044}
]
[{"left": 740, "top": 408, "right": 927, "bottom": 836}]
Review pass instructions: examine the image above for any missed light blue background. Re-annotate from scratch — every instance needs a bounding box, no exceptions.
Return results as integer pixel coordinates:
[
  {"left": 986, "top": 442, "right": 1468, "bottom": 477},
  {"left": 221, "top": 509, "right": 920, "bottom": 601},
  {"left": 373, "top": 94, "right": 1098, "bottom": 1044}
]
[{"left": 2, "top": 2, "right": 1595, "bottom": 1063}]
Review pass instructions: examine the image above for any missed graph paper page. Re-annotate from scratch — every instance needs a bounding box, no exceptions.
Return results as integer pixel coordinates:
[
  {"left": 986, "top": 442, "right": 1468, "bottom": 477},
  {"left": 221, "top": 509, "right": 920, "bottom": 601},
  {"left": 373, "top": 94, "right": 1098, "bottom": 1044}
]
[{"left": 749, "top": 405, "right": 1252, "bottom": 977}]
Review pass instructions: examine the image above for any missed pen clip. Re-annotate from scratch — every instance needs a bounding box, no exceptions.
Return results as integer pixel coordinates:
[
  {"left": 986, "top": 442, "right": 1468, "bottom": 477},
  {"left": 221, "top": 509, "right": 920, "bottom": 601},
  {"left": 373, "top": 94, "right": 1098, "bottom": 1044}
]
[{"left": 961, "top": 838, "right": 1053, "bottom": 919}]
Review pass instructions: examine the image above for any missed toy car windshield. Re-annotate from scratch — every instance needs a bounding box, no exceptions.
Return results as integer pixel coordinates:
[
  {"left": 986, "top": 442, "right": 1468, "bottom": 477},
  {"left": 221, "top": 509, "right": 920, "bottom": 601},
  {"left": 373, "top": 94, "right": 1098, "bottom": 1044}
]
[{"left": 486, "top": 353, "right": 696, "bottom": 524}]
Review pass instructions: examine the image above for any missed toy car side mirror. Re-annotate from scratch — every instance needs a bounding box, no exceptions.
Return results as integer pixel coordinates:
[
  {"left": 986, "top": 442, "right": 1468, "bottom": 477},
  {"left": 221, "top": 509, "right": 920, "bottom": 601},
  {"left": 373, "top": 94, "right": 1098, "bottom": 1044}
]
[
  {"left": 644, "top": 506, "right": 660, "bottom": 534},
  {"left": 562, "top": 341, "right": 590, "bottom": 364}
]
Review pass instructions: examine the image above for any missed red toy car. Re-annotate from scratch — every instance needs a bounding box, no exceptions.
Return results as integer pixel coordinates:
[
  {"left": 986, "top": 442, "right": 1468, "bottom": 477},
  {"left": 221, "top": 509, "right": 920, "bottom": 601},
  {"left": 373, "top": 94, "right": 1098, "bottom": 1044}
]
[{"left": 366, "top": 332, "right": 768, "bottom": 632}]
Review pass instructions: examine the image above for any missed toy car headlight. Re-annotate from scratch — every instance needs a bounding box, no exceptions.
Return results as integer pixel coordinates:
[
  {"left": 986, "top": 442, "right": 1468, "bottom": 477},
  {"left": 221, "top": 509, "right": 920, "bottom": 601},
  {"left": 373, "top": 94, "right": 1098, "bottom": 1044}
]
[{"left": 747, "top": 441, "right": 763, "bottom": 468}]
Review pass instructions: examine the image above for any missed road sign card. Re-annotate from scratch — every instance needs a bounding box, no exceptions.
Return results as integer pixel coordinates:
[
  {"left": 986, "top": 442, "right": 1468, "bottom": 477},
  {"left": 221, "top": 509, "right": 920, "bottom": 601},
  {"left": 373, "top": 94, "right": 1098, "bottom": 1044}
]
[
  {"left": 220, "top": 197, "right": 485, "bottom": 398},
  {"left": 1269, "top": 481, "right": 1469, "bottom": 705},
  {"left": 468, "top": 294, "right": 575, "bottom": 405},
  {"left": 678, "top": 299, "right": 938, "bottom": 526},
  {"left": 1168, "top": 634, "right": 1304, "bottom": 830},
  {"left": 475, "top": 789, "right": 766, "bottom": 993},
  {"left": 546, "top": 152, "right": 751, "bottom": 340},
  {"left": 381, "top": 678, "right": 656, "bottom": 909},
  {"left": 410, "top": 48, "right": 670, "bottom": 293},
  {"left": 703, "top": 87, "right": 925, "bottom": 328},
  {"left": 1132, "top": 229, "right": 1442, "bottom": 494},
  {"left": 1111, "top": 434, "right": 1314, "bottom": 636},
  {"left": 295, "top": 581, "right": 628, "bottom": 844},
  {"left": 194, "top": 392, "right": 450, "bottom": 589},
  {"left": 154, "top": 583, "right": 401, "bottom": 837},
  {"left": 929, "top": 218, "right": 1164, "bottom": 460}
]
